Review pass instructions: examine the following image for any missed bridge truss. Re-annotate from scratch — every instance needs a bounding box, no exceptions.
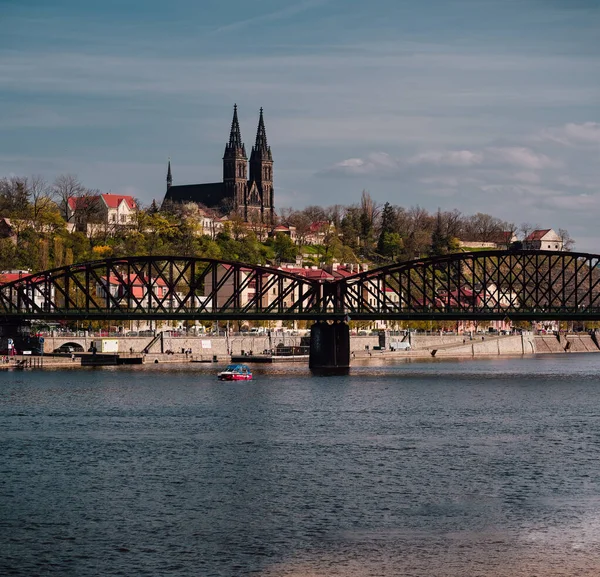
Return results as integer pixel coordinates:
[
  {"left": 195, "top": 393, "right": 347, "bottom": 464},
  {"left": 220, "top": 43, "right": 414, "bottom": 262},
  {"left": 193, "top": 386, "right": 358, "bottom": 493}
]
[{"left": 1, "top": 251, "right": 600, "bottom": 322}]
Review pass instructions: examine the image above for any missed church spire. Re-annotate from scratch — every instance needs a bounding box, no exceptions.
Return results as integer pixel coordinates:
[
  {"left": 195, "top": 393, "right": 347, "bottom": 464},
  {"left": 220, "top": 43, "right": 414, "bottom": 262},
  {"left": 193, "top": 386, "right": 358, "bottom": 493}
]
[
  {"left": 252, "top": 107, "right": 272, "bottom": 161},
  {"left": 228, "top": 104, "right": 243, "bottom": 149},
  {"left": 254, "top": 108, "right": 268, "bottom": 153},
  {"left": 166, "top": 158, "right": 172, "bottom": 189}
]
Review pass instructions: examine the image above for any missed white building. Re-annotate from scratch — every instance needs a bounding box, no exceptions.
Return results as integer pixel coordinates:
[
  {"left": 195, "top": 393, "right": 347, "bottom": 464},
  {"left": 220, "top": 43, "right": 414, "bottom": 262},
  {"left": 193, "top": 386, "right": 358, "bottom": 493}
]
[
  {"left": 523, "top": 229, "right": 563, "bottom": 251},
  {"left": 67, "top": 193, "right": 137, "bottom": 236}
]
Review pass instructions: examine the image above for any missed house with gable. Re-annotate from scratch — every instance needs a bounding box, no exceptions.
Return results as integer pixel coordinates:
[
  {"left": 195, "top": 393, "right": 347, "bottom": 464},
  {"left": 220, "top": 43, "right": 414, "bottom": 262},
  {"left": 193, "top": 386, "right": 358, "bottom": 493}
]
[
  {"left": 67, "top": 193, "right": 137, "bottom": 236},
  {"left": 523, "top": 229, "right": 563, "bottom": 251}
]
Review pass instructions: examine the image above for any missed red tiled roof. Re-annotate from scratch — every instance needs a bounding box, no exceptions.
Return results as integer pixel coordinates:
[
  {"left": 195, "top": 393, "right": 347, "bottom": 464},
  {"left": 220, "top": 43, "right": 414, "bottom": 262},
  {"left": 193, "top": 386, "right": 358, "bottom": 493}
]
[
  {"left": 525, "top": 229, "right": 552, "bottom": 241},
  {"left": 0, "top": 273, "right": 25, "bottom": 284},
  {"left": 101, "top": 194, "right": 136, "bottom": 209},
  {"left": 101, "top": 274, "right": 168, "bottom": 287},
  {"left": 68, "top": 196, "right": 100, "bottom": 211},
  {"left": 0, "top": 272, "right": 46, "bottom": 285},
  {"left": 309, "top": 221, "right": 329, "bottom": 233}
]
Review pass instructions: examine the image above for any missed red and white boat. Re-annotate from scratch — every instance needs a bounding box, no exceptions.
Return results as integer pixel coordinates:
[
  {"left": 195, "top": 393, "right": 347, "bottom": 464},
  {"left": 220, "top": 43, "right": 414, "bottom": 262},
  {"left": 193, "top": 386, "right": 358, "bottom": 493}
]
[{"left": 218, "top": 364, "right": 253, "bottom": 381}]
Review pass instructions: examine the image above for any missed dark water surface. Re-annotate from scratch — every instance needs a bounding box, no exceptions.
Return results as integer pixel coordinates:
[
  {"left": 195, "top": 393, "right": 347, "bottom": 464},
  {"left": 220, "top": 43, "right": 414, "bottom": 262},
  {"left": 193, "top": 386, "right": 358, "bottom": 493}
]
[{"left": 2, "top": 355, "right": 600, "bottom": 576}]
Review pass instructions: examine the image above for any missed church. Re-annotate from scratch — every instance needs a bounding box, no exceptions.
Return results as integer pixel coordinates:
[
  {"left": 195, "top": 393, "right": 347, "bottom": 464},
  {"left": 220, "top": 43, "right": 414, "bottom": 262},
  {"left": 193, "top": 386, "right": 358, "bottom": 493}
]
[{"left": 162, "top": 105, "right": 274, "bottom": 224}]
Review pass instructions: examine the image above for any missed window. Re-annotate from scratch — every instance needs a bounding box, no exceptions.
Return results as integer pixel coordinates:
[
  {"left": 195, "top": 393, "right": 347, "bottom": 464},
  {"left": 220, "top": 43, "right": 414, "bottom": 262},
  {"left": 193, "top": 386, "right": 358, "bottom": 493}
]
[
  {"left": 120, "top": 214, "right": 126, "bottom": 223},
  {"left": 111, "top": 214, "right": 116, "bottom": 222}
]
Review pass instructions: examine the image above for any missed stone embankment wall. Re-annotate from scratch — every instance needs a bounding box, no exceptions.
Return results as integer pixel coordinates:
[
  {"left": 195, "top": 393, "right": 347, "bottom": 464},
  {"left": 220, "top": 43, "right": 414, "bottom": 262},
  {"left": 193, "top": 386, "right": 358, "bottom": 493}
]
[
  {"left": 43, "top": 333, "right": 600, "bottom": 359},
  {"left": 43, "top": 334, "right": 381, "bottom": 356},
  {"left": 432, "top": 335, "right": 535, "bottom": 357},
  {"left": 407, "top": 335, "right": 465, "bottom": 349},
  {"left": 432, "top": 334, "right": 598, "bottom": 357}
]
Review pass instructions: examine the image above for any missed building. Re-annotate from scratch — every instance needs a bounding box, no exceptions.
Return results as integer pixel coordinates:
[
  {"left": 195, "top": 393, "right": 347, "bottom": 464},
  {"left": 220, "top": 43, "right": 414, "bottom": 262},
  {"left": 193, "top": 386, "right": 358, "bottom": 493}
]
[
  {"left": 67, "top": 193, "right": 137, "bottom": 236},
  {"left": 0, "top": 270, "right": 55, "bottom": 310},
  {"left": 523, "top": 229, "right": 563, "bottom": 251},
  {"left": 95, "top": 273, "right": 206, "bottom": 311},
  {"left": 162, "top": 105, "right": 275, "bottom": 224},
  {"left": 0, "top": 218, "right": 17, "bottom": 244}
]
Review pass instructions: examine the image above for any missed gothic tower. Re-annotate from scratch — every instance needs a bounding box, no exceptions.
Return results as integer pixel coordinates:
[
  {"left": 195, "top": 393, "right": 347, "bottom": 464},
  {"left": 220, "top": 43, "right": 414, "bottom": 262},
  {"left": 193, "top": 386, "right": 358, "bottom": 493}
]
[
  {"left": 166, "top": 159, "right": 172, "bottom": 190},
  {"left": 249, "top": 108, "right": 274, "bottom": 224},
  {"left": 223, "top": 104, "right": 247, "bottom": 213}
]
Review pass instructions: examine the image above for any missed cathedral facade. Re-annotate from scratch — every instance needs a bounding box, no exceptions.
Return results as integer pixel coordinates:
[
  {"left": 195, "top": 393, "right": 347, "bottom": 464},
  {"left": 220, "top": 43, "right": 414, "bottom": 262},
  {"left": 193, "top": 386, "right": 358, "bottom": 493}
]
[{"left": 162, "top": 105, "right": 274, "bottom": 224}]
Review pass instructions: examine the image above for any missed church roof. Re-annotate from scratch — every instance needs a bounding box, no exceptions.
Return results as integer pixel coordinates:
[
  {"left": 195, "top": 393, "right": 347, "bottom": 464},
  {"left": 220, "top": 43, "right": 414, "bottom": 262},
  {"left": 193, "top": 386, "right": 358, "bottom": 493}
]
[{"left": 163, "top": 183, "right": 227, "bottom": 208}]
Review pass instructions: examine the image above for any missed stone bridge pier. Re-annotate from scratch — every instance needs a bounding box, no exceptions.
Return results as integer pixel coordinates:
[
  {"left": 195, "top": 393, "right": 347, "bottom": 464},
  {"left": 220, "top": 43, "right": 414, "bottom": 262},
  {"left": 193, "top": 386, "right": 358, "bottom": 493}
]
[{"left": 309, "top": 321, "right": 350, "bottom": 375}]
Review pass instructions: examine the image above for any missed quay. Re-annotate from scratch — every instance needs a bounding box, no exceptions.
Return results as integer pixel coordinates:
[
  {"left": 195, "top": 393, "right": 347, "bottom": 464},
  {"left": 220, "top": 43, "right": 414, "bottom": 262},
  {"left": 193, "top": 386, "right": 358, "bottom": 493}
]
[{"left": 0, "top": 331, "right": 597, "bottom": 370}]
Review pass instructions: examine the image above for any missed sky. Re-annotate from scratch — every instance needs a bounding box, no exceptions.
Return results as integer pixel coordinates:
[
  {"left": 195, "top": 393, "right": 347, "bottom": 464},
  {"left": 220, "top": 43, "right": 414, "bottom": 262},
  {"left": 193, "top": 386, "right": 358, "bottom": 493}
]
[{"left": 0, "top": 0, "right": 599, "bottom": 248}]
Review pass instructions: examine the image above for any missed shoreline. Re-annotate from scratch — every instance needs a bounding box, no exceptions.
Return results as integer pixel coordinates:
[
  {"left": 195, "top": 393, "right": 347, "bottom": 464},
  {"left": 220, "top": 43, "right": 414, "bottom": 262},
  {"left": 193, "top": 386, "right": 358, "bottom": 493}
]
[{"left": 6, "top": 334, "right": 599, "bottom": 370}]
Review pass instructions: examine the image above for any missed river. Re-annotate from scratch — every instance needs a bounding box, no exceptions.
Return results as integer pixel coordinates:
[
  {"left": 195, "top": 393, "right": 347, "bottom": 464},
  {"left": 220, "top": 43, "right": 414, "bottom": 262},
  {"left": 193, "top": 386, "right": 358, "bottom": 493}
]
[{"left": 2, "top": 355, "right": 600, "bottom": 576}]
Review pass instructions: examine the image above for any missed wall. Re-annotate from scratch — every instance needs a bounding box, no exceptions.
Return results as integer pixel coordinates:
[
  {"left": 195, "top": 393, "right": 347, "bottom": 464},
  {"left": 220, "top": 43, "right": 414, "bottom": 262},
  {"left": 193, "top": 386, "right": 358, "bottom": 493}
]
[{"left": 43, "top": 334, "right": 382, "bottom": 355}]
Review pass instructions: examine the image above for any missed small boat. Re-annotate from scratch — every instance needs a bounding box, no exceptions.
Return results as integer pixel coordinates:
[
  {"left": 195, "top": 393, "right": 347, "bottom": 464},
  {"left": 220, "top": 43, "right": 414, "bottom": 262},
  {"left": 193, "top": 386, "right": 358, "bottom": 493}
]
[{"left": 218, "top": 363, "right": 253, "bottom": 381}]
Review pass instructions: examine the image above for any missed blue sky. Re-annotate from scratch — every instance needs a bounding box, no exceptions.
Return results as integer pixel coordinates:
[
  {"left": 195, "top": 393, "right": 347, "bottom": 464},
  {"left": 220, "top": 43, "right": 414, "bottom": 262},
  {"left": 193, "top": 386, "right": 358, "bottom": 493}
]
[{"left": 1, "top": 0, "right": 599, "bottom": 248}]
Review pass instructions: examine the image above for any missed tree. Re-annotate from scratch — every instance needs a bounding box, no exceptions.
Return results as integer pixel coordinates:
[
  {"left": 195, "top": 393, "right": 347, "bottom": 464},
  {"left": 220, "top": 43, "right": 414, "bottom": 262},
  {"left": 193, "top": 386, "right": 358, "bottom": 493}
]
[
  {"left": 287, "top": 210, "right": 312, "bottom": 246},
  {"left": 271, "top": 232, "right": 297, "bottom": 263},
  {"left": 377, "top": 202, "right": 398, "bottom": 256},
  {"left": 379, "top": 232, "right": 404, "bottom": 260},
  {"left": 0, "top": 177, "right": 30, "bottom": 218},
  {"left": 147, "top": 199, "right": 160, "bottom": 215},
  {"left": 519, "top": 222, "right": 539, "bottom": 242},
  {"left": 430, "top": 209, "right": 449, "bottom": 256},
  {"left": 52, "top": 174, "right": 85, "bottom": 221},
  {"left": 558, "top": 228, "right": 575, "bottom": 252},
  {"left": 359, "top": 190, "right": 378, "bottom": 251},
  {"left": 341, "top": 206, "right": 361, "bottom": 250},
  {"left": 464, "top": 213, "right": 505, "bottom": 242},
  {"left": 28, "top": 175, "right": 53, "bottom": 226},
  {"left": 229, "top": 211, "right": 247, "bottom": 241}
]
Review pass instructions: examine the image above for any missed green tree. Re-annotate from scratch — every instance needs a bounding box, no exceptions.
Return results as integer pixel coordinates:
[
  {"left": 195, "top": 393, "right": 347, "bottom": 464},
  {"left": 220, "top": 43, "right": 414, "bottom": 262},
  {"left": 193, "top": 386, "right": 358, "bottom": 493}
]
[
  {"left": 380, "top": 232, "right": 404, "bottom": 260},
  {"left": 271, "top": 233, "right": 297, "bottom": 263},
  {"left": 430, "top": 209, "right": 449, "bottom": 256}
]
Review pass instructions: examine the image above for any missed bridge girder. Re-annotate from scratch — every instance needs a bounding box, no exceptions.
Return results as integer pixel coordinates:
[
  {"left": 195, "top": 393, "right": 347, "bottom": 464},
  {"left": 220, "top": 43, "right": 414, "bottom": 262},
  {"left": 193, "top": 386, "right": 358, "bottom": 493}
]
[{"left": 1, "top": 251, "right": 600, "bottom": 322}]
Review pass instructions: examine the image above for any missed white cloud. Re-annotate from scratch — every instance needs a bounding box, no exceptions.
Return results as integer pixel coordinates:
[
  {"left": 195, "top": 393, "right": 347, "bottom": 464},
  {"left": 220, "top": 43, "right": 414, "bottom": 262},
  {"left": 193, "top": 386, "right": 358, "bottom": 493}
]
[
  {"left": 323, "top": 152, "right": 399, "bottom": 176},
  {"left": 539, "top": 122, "right": 600, "bottom": 147},
  {"left": 326, "top": 145, "right": 557, "bottom": 177},
  {"left": 408, "top": 150, "right": 484, "bottom": 167},
  {"left": 485, "top": 147, "right": 556, "bottom": 170}
]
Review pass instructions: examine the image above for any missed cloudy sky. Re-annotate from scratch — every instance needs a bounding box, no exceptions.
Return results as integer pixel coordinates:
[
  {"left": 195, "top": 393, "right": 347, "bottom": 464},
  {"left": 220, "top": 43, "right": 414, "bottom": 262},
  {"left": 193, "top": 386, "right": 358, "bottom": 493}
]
[{"left": 1, "top": 0, "right": 599, "bottom": 247}]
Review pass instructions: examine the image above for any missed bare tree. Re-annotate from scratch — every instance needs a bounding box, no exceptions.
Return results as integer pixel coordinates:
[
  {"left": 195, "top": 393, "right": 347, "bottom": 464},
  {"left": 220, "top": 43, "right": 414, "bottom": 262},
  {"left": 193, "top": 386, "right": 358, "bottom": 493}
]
[
  {"left": 519, "top": 222, "right": 539, "bottom": 242},
  {"left": 287, "top": 210, "right": 312, "bottom": 246},
  {"left": 464, "top": 213, "right": 505, "bottom": 242},
  {"left": 277, "top": 206, "right": 294, "bottom": 224},
  {"left": 0, "top": 176, "right": 30, "bottom": 216},
  {"left": 52, "top": 174, "right": 86, "bottom": 221},
  {"left": 558, "top": 228, "right": 575, "bottom": 252},
  {"left": 29, "top": 175, "right": 56, "bottom": 228}
]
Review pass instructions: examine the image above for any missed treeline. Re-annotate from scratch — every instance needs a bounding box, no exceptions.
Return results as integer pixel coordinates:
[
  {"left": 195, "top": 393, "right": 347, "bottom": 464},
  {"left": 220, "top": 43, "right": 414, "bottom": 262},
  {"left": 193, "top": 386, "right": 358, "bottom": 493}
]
[
  {"left": 0, "top": 175, "right": 573, "bottom": 274},
  {"left": 279, "top": 190, "right": 574, "bottom": 262}
]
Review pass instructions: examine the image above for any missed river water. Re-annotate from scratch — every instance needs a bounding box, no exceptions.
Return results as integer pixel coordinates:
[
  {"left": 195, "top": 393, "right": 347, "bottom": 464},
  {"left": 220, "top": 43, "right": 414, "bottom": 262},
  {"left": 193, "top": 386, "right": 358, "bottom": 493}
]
[{"left": 2, "top": 355, "right": 600, "bottom": 576}]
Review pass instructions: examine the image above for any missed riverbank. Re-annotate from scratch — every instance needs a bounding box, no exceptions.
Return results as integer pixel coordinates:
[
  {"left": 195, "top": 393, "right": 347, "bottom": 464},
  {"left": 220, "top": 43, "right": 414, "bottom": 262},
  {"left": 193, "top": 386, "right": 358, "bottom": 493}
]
[{"left": 7, "top": 332, "right": 597, "bottom": 369}]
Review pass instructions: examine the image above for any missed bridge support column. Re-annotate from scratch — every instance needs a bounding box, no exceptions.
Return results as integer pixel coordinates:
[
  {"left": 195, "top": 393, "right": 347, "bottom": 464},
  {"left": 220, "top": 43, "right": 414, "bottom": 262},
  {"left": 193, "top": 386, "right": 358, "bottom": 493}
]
[
  {"left": 309, "top": 321, "right": 350, "bottom": 375},
  {"left": 0, "top": 321, "right": 43, "bottom": 355}
]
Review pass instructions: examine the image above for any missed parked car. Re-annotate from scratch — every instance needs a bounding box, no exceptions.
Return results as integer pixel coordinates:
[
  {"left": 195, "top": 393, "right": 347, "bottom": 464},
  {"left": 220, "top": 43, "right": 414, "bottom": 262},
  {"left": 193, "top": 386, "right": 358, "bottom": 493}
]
[{"left": 53, "top": 345, "right": 74, "bottom": 354}]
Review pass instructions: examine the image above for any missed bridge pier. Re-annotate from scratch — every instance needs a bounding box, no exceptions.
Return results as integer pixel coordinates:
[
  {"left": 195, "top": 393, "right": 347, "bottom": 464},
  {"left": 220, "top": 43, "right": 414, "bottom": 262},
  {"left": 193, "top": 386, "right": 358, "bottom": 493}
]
[
  {"left": 0, "top": 321, "right": 43, "bottom": 355},
  {"left": 309, "top": 321, "right": 350, "bottom": 375}
]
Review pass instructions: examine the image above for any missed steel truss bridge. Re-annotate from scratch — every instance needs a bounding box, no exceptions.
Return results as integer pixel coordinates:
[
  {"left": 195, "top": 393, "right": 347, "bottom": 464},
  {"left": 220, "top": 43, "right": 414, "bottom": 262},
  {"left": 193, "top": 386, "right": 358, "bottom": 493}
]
[{"left": 2, "top": 250, "right": 600, "bottom": 322}]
